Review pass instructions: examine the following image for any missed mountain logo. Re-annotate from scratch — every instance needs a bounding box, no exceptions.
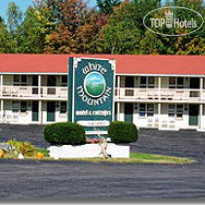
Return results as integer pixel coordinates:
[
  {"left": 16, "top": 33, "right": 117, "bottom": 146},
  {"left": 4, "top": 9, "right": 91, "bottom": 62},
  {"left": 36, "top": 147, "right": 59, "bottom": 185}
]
[{"left": 84, "top": 72, "right": 106, "bottom": 98}]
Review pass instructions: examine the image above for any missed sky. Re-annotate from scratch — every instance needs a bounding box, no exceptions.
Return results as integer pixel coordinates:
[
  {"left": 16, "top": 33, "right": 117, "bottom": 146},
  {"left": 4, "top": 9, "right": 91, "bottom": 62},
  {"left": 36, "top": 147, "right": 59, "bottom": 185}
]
[
  {"left": 0, "top": 0, "right": 97, "bottom": 21},
  {"left": 1, "top": 0, "right": 203, "bottom": 22}
]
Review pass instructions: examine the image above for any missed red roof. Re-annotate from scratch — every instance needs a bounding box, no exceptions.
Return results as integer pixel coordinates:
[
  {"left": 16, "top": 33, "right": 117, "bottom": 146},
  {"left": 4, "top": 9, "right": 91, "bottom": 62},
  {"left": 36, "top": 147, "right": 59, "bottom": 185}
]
[{"left": 0, "top": 54, "right": 204, "bottom": 75}]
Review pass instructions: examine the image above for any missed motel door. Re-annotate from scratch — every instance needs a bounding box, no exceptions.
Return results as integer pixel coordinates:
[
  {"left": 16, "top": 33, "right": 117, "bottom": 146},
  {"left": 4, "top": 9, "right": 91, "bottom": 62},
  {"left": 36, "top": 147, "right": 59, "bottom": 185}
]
[
  {"left": 47, "top": 101, "right": 55, "bottom": 122},
  {"left": 189, "top": 104, "right": 199, "bottom": 126},
  {"left": 124, "top": 103, "right": 133, "bottom": 123},
  {"left": 32, "top": 101, "right": 39, "bottom": 122}
]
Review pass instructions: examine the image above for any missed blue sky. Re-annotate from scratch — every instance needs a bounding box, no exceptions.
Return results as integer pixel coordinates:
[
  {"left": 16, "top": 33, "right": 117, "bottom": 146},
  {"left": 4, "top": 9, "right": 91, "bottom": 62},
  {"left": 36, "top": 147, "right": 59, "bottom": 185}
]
[
  {"left": 0, "top": 0, "right": 97, "bottom": 21},
  {"left": 2, "top": 0, "right": 203, "bottom": 22}
]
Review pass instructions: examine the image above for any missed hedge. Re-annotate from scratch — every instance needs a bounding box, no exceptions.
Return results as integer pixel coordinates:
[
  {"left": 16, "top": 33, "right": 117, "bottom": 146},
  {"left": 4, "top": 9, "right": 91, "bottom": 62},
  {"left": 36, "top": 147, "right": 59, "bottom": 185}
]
[
  {"left": 108, "top": 121, "right": 138, "bottom": 143},
  {"left": 44, "top": 122, "right": 86, "bottom": 145}
]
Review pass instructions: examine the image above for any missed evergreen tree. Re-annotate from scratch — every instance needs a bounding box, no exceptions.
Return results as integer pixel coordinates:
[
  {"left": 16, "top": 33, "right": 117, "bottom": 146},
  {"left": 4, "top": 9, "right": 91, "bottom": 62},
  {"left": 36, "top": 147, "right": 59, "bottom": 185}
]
[{"left": 97, "top": 0, "right": 121, "bottom": 15}]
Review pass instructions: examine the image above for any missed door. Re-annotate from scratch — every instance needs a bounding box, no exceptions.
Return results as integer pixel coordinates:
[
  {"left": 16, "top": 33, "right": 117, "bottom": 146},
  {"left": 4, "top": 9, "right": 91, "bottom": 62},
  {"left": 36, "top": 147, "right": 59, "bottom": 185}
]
[
  {"left": 32, "top": 101, "right": 39, "bottom": 122},
  {"left": 189, "top": 104, "right": 199, "bottom": 126},
  {"left": 190, "top": 78, "right": 200, "bottom": 98},
  {"left": 190, "top": 78, "right": 199, "bottom": 89},
  {"left": 47, "top": 101, "right": 55, "bottom": 122},
  {"left": 47, "top": 76, "right": 56, "bottom": 86},
  {"left": 32, "top": 75, "right": 38, "bottom": 86},
  {"left": 32, "top": 75, "right": 38, "bottom": 95},
  {"left": 124, "top": 103, "right": 133, "bottom": 123},
  {"left": 125, "top": 76, "right": 134, "bottom": 87}
]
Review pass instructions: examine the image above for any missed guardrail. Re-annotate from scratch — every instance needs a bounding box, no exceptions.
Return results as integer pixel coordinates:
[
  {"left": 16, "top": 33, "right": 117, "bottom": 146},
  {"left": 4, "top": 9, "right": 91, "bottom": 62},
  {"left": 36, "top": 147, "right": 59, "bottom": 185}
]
[{"left": 115, "top": 88, "right": 204, "bottom": 101}]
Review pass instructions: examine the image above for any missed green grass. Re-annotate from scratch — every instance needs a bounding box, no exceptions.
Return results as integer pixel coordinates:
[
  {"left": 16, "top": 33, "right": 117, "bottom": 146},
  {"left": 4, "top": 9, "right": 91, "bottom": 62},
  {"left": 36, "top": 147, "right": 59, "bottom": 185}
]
[
  {"left": 2, "top": 147, "right": 196, "bottom": 164},
  {"left": 26, "top": 148, "right": 196, "bottom": 164},
  {"left": 130, "top": 152, "right": 196, "bottom": 164},
  {"left": 36, "top": 148, "right": 49, "bottom": 157}
]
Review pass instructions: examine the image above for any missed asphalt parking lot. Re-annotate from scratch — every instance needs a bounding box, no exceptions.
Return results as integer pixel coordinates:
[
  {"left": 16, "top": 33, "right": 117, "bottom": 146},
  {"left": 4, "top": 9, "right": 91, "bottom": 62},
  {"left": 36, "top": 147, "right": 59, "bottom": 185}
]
[{"left": 0, "top": 125, "right": 205, "bottom": 199}]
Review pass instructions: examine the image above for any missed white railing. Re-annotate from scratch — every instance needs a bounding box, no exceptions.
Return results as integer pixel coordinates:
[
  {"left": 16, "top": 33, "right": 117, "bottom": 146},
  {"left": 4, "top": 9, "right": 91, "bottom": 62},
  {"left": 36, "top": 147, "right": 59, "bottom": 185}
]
[
  {"left": 115, "top": 88, "right": 203, "bottom": 101},
  {"left": 1, "top": 86, "right": 205, "bottom": 101},
  {"left": 0, "top": 86, "right": 68, "bottom": 99}
]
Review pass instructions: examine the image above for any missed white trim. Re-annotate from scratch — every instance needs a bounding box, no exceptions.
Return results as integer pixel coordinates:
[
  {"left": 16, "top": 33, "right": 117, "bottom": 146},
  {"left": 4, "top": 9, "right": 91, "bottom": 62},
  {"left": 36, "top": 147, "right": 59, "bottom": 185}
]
[
  {"left": 0, "top": 74, "right": 2, "bottom": 97},
  {"left": 2, "top": 72, "right": 205, "bottom": 77},
  {"left": 116, "top": 73, "right": 205, "bottom": 77},
  {"left": 0, "top": 72, "right": 67, "bottom": 75},
  {"left": 74, "top": 57, "right": 111, "bottom": 61},
  {"left": 111, "top": 60, "right": 116, "bottom": 122}
]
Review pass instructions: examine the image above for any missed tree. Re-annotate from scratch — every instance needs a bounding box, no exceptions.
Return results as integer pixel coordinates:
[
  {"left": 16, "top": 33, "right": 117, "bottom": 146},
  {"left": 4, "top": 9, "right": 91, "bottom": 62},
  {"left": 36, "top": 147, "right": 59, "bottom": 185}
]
[
  {"left": 97, "top": 0, "right": 121, "bottom": 15},
  {"left": 18, "top": 6, "right": 52, "bottom": 53},
  {"left": 5, "top": 2, "right": 23, "bottom": 53},
  {"left": 102, "top": 0, "right": 204, "bottom": 55},
  {"left": 45, "top": 0, "right": 108, "bottom": 53},
  {"left": 102, "top": 0, "right": 161, "bottom": 54},
  {"left": 0, "top": 21, "right": 13, "bottom": 53},
  {"left": 7, "top": 2, "right": 22, "bottom": 35}
]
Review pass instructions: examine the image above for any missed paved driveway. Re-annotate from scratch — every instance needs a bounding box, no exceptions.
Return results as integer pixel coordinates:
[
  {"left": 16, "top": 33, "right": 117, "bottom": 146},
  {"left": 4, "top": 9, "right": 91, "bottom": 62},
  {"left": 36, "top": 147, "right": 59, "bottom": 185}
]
[{"left": 0, "top": 125, "right": 205, "bottom": 199}]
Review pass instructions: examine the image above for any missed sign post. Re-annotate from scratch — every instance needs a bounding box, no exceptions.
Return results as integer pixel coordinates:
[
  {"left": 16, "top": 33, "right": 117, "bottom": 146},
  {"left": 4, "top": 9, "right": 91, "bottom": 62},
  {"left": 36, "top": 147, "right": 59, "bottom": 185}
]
[{"left": 68, "top": 57, "right": 116, "bottom": 138}]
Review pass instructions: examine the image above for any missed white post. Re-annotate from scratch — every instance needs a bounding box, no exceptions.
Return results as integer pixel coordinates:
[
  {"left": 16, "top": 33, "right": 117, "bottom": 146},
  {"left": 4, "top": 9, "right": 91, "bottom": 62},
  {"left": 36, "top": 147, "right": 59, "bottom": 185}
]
[
  {"left": 158, "top": 77, "right": 161, "bottom": 100},
  {"left": 0, "top": 74, "right": 3, "bottom": 97},
  {"left": 117, "top": 75, "right": 120, "bottom": 97},
  {"left": 199, "top": 104, "right": 203, "bottom": 130},
  {"left": 117, "top": 102, "right": 120, "bottom": 121},
  {"left": 200, "top": 78, "right": 203, "bottom": 101},
  {"left": 0, "top": 100, "right": 3, "bottom": 123},
  {"left": 39, "top": 100, "right": 42, "bottom": 124},
  {"left": 158, "top": 103, "right": 161, "bottom": 129},
  {"left": 38, "top": 75, "right": 41, "bottom": 98}
]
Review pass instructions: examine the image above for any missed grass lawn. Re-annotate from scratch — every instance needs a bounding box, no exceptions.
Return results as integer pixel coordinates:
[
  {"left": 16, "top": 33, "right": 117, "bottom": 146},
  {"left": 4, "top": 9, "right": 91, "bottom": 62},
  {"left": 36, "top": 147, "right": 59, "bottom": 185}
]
[{"left": 19, "top": 148, "right": 196, "bottom": 164}]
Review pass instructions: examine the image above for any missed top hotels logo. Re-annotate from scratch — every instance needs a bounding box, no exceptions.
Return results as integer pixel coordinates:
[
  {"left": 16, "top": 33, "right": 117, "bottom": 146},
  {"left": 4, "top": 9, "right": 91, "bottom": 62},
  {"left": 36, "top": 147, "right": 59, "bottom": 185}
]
[{"left": 143, "top": 6, "right": 204, "bottom": 36}]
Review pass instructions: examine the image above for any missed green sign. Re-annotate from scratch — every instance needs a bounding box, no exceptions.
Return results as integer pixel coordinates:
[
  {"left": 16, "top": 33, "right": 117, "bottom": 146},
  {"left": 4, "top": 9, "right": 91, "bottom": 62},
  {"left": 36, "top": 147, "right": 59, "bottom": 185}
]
[{"left": 68, "top": 57, "right": 116, "bottom": 138}]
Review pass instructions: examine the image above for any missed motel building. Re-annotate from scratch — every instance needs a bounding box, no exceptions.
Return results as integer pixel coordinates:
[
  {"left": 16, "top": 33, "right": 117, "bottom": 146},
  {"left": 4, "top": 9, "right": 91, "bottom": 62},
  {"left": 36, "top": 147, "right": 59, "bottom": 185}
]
[{"left": 0, "top": 54, "right": 205, "bottom": 131}]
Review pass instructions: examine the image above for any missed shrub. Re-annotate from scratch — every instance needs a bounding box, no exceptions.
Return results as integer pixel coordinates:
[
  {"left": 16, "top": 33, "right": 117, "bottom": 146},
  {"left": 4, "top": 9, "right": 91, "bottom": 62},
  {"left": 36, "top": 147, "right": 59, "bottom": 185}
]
[
  {"left": 44, "top": 122, "right": 86, "bottom": 145},
  {"left": 108, "top": 121, "right": 138, "bottom": 143},
  {"left": 7, "top": 139, "right": 36, "bottom": 157}
]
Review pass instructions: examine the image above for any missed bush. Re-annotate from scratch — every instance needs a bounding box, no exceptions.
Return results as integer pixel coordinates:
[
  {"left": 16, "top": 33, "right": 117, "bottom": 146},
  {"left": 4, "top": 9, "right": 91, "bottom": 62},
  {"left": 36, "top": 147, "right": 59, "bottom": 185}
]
[
  {"left": 44, "top": 122, "right": 86, "bottom": 145},
  {"left": 7, "top": 139, "right": 36, "bottom": 157},
  {"left": 108, "top": 121, "right": 138, "bottom": 143}
]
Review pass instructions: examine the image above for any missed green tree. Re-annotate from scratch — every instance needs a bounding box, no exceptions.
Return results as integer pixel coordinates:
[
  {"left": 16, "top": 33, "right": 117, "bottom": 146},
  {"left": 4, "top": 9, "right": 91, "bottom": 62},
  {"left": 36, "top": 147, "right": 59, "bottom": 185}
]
[
  {"left": 7, "top": 2, "right": 22, "bottom": 35},
  {"left": 18, "top": 5, "right": 52, "bottom": 53},
  {"left": 0, "top": 20, "right": 13, "bottom": 53},
  {"left": 102, "top": 0, "right": 161, "bottom": 54},
  {"left": 97, "top": 0, "right": 121, "bottom": 15},
  {"left": 6, "top": 2, "right": 23, "bottom": 52}
]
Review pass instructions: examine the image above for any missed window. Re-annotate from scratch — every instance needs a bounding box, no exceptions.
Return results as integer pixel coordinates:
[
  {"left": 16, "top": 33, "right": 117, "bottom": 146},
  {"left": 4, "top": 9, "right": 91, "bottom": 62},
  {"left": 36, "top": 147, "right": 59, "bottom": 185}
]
[
  {"left": 60, "top": 102, "right": 67, "bottom": 114},
  {"left": 140, "top": 77, "right": 155, "bottom": 88},
  {"left": 176, "top": 104, "right": 183, "bottom": 118},
  {"left": 148, "top": 77, "right": 155, "bottom": 88},
  {"left": 12, "top": 101, "right": 20, "bottom": 113},
  {"left": 21, "top": 101, "right": 27, "bottom": 112},
  {"left": 139, "top": 103, "right": 154, "bottom": 117},
  {"left": 169, "top": 77, "right": 176, "bottom": 88},
  {"left": 21, "top": 75, "right": 27, "bottom": 86},
  {"left": 12, "top": 101, "right": 27, "bottom": 113},
  {"left": 13, "top": 75, "right": 27, "bottom": 86},
  {"left": 168, "top": 104, "right": 183, "bottom": 119},
  {"left": 169, "top": 77, "right": 184, "bottom": 89},
  {"left": 61, "top": 76, "right": 68, "bottom": 87},
  {"left": 147, "top": 104, "right": 154, "bottom": 116},
  {"left": 177, "top": 77, "right": 184, "bottom": 88},
  {"left": 13, "top": 75, "right": 20, "bottom": 86},
  {"left": 140, "top": 77, "right": 146, "bottom": 88},
  {"left": 139, "top": 104, "right": 146, "bottom": 117},
  {"left": 168, "top": 104, "right": 175, "bottom": 117}
]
